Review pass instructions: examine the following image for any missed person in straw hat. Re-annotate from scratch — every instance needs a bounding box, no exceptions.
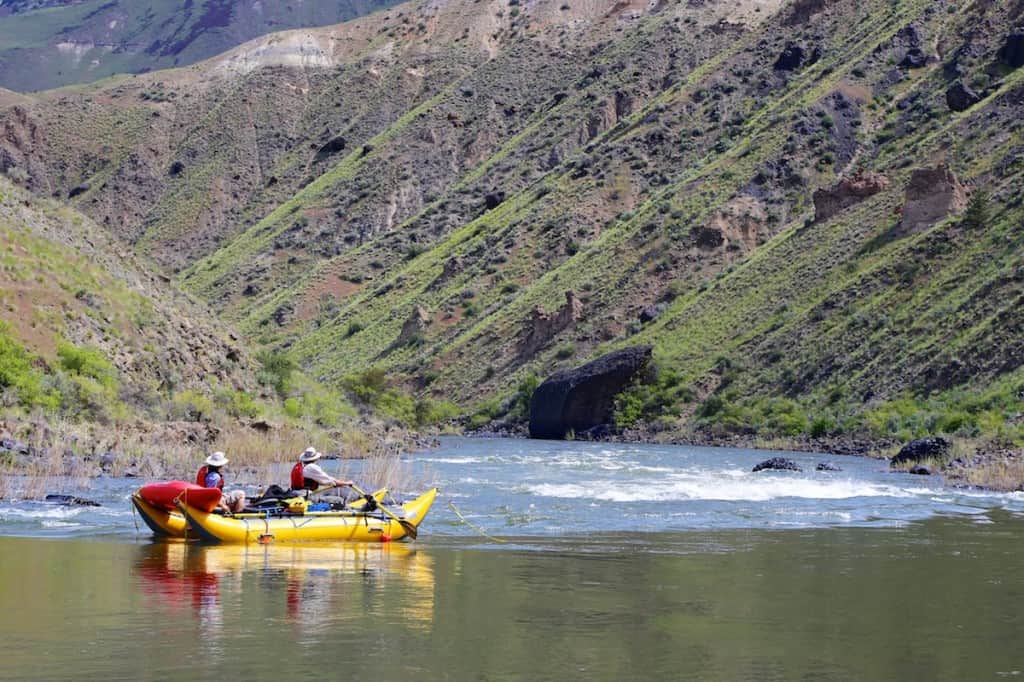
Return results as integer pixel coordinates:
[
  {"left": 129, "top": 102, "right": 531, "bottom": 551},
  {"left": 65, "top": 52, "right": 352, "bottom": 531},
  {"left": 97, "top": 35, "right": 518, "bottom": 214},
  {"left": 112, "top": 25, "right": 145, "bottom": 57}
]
[
  {"left": 290, "top": 446, "right": 353, "bottom": 495},
  {"left": 196, "top": 451, "right": 247, "bottom": 513}
]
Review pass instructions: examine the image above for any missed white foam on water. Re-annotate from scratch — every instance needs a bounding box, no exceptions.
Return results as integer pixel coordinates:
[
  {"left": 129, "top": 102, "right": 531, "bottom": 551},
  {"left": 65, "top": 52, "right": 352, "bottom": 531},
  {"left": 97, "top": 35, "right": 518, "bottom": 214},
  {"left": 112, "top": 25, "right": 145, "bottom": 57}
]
[
  {"left": 528, "top": 474, "right": 936, "bottom": 503},
  {"left": 0, "top": 505, "right": 85, "bottom": 521},
  {"left": 418, "top": 456, "right": 486, "bottom": 464},
  {"left": 41, "top": 520, "right": 81, "bottom": 529}
]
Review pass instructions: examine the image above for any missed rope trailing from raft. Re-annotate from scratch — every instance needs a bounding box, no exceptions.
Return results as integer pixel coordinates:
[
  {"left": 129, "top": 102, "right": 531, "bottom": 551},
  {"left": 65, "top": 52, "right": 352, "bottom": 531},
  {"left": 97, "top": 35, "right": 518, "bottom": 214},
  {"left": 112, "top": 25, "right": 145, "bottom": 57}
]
[
  {"left": 447, "top": 499, "right": 506, "bottom": 544},
  {"left": 130, "top": 499, "right": 139, "bottom": 534}
]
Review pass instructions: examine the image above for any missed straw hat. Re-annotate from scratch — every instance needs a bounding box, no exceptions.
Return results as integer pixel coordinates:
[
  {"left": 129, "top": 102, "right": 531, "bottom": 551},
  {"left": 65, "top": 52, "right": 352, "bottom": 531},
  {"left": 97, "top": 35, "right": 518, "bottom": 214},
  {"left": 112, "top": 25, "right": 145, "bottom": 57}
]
[
  {"left": 299, "top": 447, "right": 321, "bottom": 464},
  {"left": 205, "top": 451, "right": 229, "bottom": 467}
]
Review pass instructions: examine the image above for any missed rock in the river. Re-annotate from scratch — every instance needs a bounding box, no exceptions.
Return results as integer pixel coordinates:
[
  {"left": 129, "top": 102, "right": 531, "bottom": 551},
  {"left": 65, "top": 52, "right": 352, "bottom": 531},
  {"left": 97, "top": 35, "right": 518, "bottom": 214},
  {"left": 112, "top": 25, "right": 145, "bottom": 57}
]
[
  {"left": 908, "top": 465, "right": 932, "bottom": 475},
  {"left": 890, "top": 437, "right": 951, "bottom": 466},
  {"left": 816, "top": 461, "right": 842, "bottom": 472},
  {"left": 45, "top": 494, "right": 101, "bottom": 507},
  {"left": 529, "top": 346, "right": 653, "bottom": 439},
  {"left": 752, "top": 457, "right": 802, "bottom": 472}
]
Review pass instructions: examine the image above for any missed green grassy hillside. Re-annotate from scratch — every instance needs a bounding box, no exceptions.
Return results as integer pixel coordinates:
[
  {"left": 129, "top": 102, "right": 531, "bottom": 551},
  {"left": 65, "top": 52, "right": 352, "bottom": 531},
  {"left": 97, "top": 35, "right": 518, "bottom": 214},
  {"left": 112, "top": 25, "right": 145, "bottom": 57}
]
[
  {"left": 0, "top": 174, "right": 267, "bottom": 422},
  {"left": 2, "top": 0, "right": 1022, "bottom": 454}
]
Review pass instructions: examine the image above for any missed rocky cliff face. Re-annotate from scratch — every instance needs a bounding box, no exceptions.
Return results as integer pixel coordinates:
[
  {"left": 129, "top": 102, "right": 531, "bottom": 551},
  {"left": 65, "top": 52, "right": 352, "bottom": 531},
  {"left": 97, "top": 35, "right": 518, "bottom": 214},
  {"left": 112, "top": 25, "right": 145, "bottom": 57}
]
[{"left": 1, "top": 0, "right": 1022, "bottom": 444}]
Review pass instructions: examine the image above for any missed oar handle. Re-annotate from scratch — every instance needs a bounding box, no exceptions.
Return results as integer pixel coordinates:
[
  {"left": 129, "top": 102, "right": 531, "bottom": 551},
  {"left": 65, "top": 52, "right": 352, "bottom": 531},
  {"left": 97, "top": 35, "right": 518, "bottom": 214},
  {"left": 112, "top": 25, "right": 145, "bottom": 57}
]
[{"left": 350, "top": 482, "right": 417, "bottom": 539}]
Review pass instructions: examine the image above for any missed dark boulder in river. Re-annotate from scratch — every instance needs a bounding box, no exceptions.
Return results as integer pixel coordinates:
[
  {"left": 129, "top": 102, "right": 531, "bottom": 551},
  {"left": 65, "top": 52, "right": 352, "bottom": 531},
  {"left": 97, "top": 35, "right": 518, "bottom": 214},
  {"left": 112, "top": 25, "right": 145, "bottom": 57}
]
[
  {"left": 752, "top": 457, "right": 802, "bottom": 473},
  {"left": 529, "top": 346, "right": 653, "bottom": 439},
  {"left": 890, "top": 437, "right": 951, "bottom": 467},
  {"left": 816, "top": 461, "right": 842, "bottom": 472},
  {"left": 908, "top": 465, "right": 932, "bottom": 475},
  {"left": 45, "top": 494, "right": 101, "bottom": 507}
]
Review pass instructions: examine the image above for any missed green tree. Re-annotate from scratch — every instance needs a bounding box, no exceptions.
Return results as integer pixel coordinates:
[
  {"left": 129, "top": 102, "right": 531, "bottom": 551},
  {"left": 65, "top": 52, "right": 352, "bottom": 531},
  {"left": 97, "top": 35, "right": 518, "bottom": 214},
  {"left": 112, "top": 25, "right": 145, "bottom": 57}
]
[{"left": 963, "top": 189, "right": 990, "bottom": 229}]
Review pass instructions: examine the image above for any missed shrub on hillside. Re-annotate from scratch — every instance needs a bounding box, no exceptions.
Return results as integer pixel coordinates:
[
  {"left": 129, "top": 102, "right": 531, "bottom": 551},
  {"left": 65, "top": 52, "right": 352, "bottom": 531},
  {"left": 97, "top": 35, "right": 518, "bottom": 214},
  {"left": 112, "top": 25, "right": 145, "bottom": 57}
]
[
  {"left": 215, "top": 389, "right": 262, "bottom": 419},
  {"left": 509, "top": 375, "right": 540, "bottom": 420},
  {"left": 171, "top": 390, "right": 216, "bottom": 422},
  {"left": 256, "top": 349, "right": 295, "bottom": 398},
  {"left": 0, "top": 324, "right": 57, "bottom": 409},
  {"left": 56, "top": 342, "right": 122, "bottom": 421},
  {"left": 614, "top": 366, "right": 688, "bottom": 429}
]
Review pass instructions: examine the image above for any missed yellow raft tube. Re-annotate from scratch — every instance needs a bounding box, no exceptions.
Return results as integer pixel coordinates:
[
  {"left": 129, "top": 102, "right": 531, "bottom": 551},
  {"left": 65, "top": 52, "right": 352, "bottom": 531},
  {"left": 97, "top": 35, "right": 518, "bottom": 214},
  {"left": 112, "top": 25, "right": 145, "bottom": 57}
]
[
  {"left": 131, "top": 488, "right": 390, "bottom": 539},
  {"left": 176, "top": 488, "right": 438, "bottom": 544}
]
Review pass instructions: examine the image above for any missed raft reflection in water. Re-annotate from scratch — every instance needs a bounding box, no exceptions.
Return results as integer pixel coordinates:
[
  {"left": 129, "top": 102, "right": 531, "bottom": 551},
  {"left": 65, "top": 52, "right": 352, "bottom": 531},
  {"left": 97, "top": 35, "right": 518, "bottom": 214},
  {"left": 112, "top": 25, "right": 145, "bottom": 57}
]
[{"left": 134, "top": 540, "right": 436, "bottom": 636}]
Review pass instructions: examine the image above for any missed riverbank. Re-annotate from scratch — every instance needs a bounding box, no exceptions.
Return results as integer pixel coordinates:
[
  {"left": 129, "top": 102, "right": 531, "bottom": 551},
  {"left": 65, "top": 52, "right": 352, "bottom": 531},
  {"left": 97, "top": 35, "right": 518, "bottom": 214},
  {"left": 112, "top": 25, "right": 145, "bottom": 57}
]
[
  {"left": 0, "top": 414, "right": 436, "bottom": 500},
  {"left": 3, "top": 411, "right": 1020, "bottom": 499}
]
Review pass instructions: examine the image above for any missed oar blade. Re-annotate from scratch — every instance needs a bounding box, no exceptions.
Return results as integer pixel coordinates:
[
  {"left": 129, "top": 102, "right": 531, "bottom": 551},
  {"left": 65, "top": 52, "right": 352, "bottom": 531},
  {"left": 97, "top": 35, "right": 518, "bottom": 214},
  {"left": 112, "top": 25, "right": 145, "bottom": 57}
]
[{"left": 399, "top": 518, "right": 418, "bottom": 539}]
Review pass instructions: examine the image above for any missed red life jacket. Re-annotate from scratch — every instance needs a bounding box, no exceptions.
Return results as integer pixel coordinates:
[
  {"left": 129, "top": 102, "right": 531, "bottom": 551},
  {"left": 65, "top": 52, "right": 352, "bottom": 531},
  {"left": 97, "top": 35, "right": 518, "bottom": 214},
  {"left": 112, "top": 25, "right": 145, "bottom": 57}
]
[
  {"left": 195, "top": 465, "right": 224, "bottom": 490},
  {"left": 290, "top": 462, "right": 305, "bottom": 490}
]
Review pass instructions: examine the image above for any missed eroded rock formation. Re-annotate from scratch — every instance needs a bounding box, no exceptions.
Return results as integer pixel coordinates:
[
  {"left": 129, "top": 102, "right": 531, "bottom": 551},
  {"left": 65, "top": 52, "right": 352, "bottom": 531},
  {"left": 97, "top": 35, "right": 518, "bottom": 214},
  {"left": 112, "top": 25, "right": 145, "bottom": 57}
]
[
  {"left": 518, "top": 291, "right": 584, "bottom": 358},
  {"left": 898, "top": 163, "right": 967, "bottom": 233},
  {"left": 813, "top": 171, "right": 889, "bottom": 222},
  {"left": 397, "top": 305, "right": 431, "bottom": 345}
]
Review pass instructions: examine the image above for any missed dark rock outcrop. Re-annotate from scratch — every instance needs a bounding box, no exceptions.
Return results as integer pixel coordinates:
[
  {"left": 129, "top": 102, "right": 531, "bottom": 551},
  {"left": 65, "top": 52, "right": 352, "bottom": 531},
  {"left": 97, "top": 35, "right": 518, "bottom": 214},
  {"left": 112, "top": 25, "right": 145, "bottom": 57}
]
[
  {"left": 639, "top": 303, "right": 666, "bottom": 324},
  {"left": 894, "top": 24, "right": 930, "bottom": 69},
  {"left": 774, "top": 42, "right": 808, "bottom": 71},
  {"left": 484, "top": 191, "right": 506, "bottom": 210},
  {"left": 313, "top": 135, "right": 347, "bottom": 162},
  {"left": 946, "top": 81, "right": 982, "bottom": 112},
  {"left": 752, "top": 457, "right": 802, "bottom": 472},
  {"left": 529, "top": 346, "right": 653, "bottom": 439},
  {"left": 816, "top": 461, "right": 842, "bottom": 472},
  {"left": 900, "top": 48, "right": 929, "bottom": 69},
  {"left": 999, "top": 28, "right": 1024, "bottom": 69},
  {"left": 271, "top": 303, "right": 294, "bottom": 326},
  {"left": 890, "top": 437, "right": 951, "bottom": 466},
  {"left": 813, "top": 170, "right": 889, "bottom": 222}
]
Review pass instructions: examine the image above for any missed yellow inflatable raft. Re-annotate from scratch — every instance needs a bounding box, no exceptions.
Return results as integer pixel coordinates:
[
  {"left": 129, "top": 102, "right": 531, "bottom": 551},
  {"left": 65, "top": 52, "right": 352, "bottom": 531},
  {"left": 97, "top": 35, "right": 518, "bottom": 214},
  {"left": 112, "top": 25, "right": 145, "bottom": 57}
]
[
  {"left": 176, "top": 488, "right": 438, "bottom": 543},
  {"left": 131, "top": 488, "right": 390, "bottom": 539}
]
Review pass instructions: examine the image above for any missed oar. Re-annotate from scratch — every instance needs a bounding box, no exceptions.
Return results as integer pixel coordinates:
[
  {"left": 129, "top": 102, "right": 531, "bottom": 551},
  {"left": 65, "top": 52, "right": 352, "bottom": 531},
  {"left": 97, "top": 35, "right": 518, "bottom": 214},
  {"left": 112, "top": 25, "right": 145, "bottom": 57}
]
[{"left": 349, "top": 482, "right": 417, "bottom": 539}]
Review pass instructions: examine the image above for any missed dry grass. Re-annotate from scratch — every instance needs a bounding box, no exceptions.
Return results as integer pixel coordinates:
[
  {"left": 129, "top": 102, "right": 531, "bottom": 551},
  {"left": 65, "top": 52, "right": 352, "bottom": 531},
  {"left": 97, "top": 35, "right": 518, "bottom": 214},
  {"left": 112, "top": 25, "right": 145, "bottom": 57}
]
[
  {"left": 359, "top": 443, "right": 425, "bottom": 495},
  {"left": 954, "top": 457, "right": 1024, "bottom": 492},
  {"left": 0, "top": 414, "right": 423, "bottom": 500},
  {"left": 0, "top": 419, "right": 95, "bottom": 499}
]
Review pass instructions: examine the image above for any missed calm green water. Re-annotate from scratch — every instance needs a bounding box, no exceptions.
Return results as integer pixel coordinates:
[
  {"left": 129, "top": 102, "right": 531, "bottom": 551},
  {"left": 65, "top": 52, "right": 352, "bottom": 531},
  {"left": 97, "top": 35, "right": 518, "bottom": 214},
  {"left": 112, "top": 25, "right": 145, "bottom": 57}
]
[{"left": 2, "top": 515, "right": 1023, "bottom": 681}]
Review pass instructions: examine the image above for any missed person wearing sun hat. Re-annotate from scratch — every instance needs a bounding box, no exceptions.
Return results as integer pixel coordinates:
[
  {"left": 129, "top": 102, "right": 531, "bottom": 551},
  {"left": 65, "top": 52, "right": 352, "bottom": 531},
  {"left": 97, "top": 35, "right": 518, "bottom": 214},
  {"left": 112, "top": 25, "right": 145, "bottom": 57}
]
[
  {"left": 196, "top": 451, "right": 247, "bottom": 513},
  {"left": 290, "top": 446, "right": 353, "bottom": 494}
]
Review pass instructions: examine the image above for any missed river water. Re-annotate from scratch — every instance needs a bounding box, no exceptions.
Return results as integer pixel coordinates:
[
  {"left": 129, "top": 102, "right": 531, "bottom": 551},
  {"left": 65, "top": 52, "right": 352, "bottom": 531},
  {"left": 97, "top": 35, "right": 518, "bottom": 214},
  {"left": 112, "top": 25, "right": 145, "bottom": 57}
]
[{"left": 1, "top": 437, "right": 1023, "bottom": 680}]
